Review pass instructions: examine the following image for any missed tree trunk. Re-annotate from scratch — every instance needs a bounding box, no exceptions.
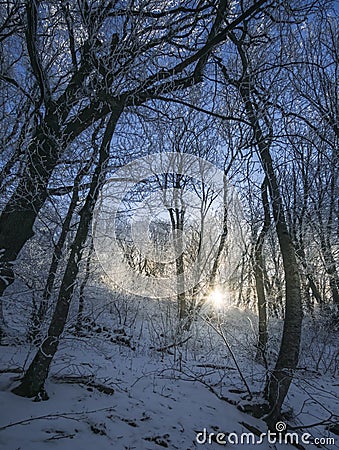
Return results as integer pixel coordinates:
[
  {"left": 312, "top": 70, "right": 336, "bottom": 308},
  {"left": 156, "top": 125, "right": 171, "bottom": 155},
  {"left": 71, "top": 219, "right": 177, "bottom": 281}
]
[
  {"left": 229, "top": 56, "right": 303, "bottom": 425},
  {"left": 76, "top": 238, "right": 94, "bottom": 330},
  {"left": 241, "top": 99, "right": 302, "bottom": 427},
  {"left": 167, "top": 177, "right": 187, "bottom": 324},
  {"left": 295, "top": 246, "right": 323, "bottom": 306},
  {"left": 12, "top": 110, "right": 122, "bottom": 398},
  {"left": 175, "top": 219, "right": 186, "bottom": 321},
  {"left": 254, "top": 178, "right": 270, "bottom": 362},
  {"left": 319, "top": 231, "right": 339, "bottom": 305},
  {"left": 28, "top": 159, "right": 94, "bottom": 342},
  {"left": 0, "top": 121, "right": 62, "bottom": 299},
  {"left": 0, "top": 297, "right": 5, "bottom": 343}
]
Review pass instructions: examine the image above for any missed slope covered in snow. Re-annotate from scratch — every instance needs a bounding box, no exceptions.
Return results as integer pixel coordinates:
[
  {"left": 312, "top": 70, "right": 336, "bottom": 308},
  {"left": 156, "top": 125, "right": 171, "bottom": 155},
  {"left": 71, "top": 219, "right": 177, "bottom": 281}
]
[{"left": 0, "top": 293, "right": 337, "bottom": 449}]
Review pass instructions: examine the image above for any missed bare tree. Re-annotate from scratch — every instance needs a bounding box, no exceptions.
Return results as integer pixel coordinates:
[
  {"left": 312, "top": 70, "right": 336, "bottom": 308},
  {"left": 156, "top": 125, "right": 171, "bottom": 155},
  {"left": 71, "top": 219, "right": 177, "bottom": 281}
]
[
  {"left": 285, "top": 12, "right": 339, "bottom": 308},
  {"left": 212, "top": 1, "right": 325, "bottom": 425},
  {"left": 0, "top": 0, "right": 269, "bottom": 307},
  {"left": 12, "top": 112, "right": 120, "bottom": 398}
]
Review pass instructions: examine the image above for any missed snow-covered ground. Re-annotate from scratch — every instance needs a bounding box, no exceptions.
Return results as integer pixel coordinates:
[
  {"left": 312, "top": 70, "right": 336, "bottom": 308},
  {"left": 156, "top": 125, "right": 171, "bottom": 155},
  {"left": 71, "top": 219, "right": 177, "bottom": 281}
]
[{"left": 0, "top": 287, "right": 338, "bottom": 449}]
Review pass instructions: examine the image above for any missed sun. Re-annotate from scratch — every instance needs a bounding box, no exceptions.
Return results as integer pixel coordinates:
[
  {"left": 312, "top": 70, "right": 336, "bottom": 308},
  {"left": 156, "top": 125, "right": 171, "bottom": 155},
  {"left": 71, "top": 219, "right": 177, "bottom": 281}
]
[{"left": 208, "top": 288, "right": 225, "bottom": 309}]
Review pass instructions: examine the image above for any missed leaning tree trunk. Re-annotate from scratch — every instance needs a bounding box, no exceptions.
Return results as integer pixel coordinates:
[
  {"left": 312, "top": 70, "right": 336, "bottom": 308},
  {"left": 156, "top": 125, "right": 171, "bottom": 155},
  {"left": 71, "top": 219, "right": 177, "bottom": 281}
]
[
  {"left": 0, "top": 26, "right": 107, "bottom": 304},
  {"left": 0, "top": 123, "right": 62, "bottom": 299},
  {"left": 240, "top": 88, "right": 302, "bottom": 427},
  {"left": 220, "top": 37, "right": 303, "bottom": 425},
  {"left": 28, "top": 160, "right": 94, "bottom": 342},
  {"left": 12, "top": 111, "right": 122, "bottom": 398},
  {"left": 0, "top": 122, "right": 63, "bottom": 344}
]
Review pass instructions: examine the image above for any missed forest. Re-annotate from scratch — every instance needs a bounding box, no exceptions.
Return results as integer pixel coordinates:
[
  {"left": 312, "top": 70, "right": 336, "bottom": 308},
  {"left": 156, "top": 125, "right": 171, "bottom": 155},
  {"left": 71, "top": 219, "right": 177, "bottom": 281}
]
[{"left": 0, "top": 0, "right": 338, "bottom": 449}]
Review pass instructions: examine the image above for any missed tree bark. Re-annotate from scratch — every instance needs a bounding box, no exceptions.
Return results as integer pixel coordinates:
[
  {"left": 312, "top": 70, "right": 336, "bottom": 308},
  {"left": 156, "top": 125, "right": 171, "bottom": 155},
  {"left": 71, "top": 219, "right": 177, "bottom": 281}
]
[
  {"left": 218, "top": 34, "right": 303, "bottom": 425},
  {"left": 12, "top": 109, "right": 122, "bottom": 398},
  {"left": 242, "top": 104, "right": 302, "bottom": 427},
  {"left": 28, "top": 160, "right": 94, "bottom": 342},
  {"left": 0, "top": 122, "right": 61, "bottom": 297},
  {"left": 244, "top": 94, "right": 302, "bottom": 426},
  {"left": 0, "top": 0, "right": 268, "bottom": 308}
]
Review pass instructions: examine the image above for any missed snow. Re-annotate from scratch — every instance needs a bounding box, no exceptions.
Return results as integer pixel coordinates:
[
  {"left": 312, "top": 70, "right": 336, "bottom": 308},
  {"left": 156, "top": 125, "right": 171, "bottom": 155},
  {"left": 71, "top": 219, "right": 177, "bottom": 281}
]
[{"left": 0, "top": 293, "right": 338, "bottom": 449}]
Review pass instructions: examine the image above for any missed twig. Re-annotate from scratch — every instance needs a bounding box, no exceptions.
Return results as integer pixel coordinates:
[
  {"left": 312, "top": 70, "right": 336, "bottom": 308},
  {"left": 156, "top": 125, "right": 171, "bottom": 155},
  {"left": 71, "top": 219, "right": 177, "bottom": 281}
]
[
  {"left": 202, "top": 316, "right": 252, "bottom": 399},
  {"left": 0, "top": 407, "right": 115, "bottom": 431},
  {"left": 153, "top": 336, "right": 192, "bottom": 353},
  {"left": 157, "top": 366, "right": 238, "bottom": 406},
  {"left": 289, "top": 417, "right": 335, "bottom": 430}
]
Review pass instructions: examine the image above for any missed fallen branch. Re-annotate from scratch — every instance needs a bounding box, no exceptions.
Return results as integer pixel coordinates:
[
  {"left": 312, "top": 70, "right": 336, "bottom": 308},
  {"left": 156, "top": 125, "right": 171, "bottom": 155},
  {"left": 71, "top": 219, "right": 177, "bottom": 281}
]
[
  {"left": 0, "top": 367, "right": 23, "bottom": 374},
  {"left": 52, "top": 375, "right": 115, "bottom": 395},
  {"left": 46, "top": 432, "right": 76, "bottom": 441},
  {"left": 196, "top": 363, "right": 236, "bottom": 370},
  {"left": 153, "top": 336, "right": 192, "bottom": 353}
]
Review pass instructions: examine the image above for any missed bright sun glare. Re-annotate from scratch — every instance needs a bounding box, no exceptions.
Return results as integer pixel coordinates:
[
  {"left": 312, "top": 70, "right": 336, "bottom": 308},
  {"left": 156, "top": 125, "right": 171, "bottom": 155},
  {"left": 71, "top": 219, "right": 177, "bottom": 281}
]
[{"left": 208, "top": 289, "right": 225, "bottom": 309}]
